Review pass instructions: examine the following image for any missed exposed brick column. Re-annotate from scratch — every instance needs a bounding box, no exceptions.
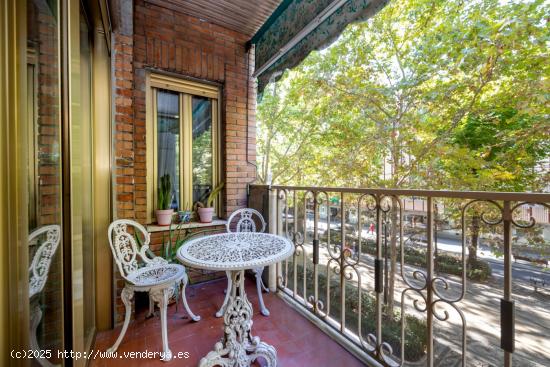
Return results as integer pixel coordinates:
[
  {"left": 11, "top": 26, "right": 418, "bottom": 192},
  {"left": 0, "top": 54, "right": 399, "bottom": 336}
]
[
  {"left": 111, "top": 0, "right": 135, "bottom": 324},
  {"left": 113, "top": 33, "right": 135, "bottom": 221},
  {"left": 223, "top": 43, "right": 257, "bottom": 217}
]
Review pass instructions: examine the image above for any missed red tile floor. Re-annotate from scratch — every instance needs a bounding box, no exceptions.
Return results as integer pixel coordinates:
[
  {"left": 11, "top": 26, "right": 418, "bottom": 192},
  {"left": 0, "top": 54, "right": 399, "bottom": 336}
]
[{"left": 91, "top": 277, "right": 365, "bottom": 367}]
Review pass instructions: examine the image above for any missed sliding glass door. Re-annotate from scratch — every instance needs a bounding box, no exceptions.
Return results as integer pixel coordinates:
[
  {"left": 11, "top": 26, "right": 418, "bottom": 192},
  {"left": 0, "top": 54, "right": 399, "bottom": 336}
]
[
  {"left": 23, "top": 1, "right": 104, "bottom": 365},
  {"left": 26, "top": 0, "right": 64, "bottom": 364},
  {"left": 70, "top": 7, "right": 96, "bottom": 358}
]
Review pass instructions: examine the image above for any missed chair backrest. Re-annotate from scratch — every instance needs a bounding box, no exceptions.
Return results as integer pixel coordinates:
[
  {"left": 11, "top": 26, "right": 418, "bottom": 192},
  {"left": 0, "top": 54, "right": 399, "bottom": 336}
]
[
  {"left": 29, "top": 225, "right": 61, "bottom": 298},
  {"left": 108, "top": 219, "right": 151, "bottom": 280},
  {"left": 226, "top": 208, "right": 266, "bottom": 233}
]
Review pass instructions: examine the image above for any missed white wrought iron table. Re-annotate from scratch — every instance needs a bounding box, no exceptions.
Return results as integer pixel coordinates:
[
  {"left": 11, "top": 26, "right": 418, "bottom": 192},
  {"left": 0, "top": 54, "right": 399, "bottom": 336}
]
[{"left": 177, "top": 232, "right": 293, "bottom": 367}]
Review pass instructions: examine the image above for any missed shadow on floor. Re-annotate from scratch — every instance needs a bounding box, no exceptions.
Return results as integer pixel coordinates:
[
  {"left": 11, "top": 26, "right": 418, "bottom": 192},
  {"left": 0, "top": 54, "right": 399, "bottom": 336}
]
[{"left": 91, "top": 277, "right": 365, "bottom": 367}]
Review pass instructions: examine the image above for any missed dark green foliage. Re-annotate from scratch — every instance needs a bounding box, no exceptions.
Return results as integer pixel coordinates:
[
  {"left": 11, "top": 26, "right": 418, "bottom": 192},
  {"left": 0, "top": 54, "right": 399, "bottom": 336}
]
[
  {"left": 195, "top": 181, "right": 225, "bottom": 209},
  {"left": 206, "top": 181, "right": 224, "bottom": 208},
  {"left": 288, "top": 264, "right": 427, "bottom": 362},
  {"left": 160, "top": 223, "right": 213, "bottom": 263},
  {"left": 258, "top": 0, "right": 549, "bottom": 192},
  {"left": 465, "top": 259, "right": 492, "bottom": 281},
  {"left": 134, "top": 222, "right": 215, "bottom": 264},
  {"left": 326, "top": 233, "right": 492, "bottom": 281},
  {"left": 157, "top": 174, "right": 172, "bottom": 210}
]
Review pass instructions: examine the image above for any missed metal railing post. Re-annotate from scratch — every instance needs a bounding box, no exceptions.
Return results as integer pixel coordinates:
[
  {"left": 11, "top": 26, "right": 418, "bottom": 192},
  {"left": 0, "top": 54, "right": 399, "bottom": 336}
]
[
  {"left": 502, "top": 201, "right": 514, "bottom": 367},
  {"left": 375, "top": 196, "right": 383, "bottom": 355},
  {"left": 426, "top": 196, "right": 434, "bottom": 367},
  {"left": 313, "top": 192, "right": 319, "bottom": 313},
  {"left": 293, "top": 190, "right": 298, "bottom": 297},
  {"left": 268, "top": 188, "right": 278, "bottom": 291},
  {"left": 340, "top": 192, "right": 346, "bottom": 332}
]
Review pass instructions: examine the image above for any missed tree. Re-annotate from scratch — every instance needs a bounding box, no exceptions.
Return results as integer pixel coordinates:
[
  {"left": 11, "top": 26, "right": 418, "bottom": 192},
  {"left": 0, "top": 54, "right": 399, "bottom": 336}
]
[
  {"left": 257, "top": 0, "right": 550, "bottom": 316},
  {"left": 259, "top": 0, "right": 549, "bottom": 188},
  {"left": 256, "top": 80, "right": 325, "bottom": 185}
]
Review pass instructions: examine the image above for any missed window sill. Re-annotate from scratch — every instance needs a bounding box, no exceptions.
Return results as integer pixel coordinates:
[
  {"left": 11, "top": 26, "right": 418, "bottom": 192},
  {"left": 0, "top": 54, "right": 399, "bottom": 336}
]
[{"left": 146, "top": 219, "right": 227, "bottom": 233}]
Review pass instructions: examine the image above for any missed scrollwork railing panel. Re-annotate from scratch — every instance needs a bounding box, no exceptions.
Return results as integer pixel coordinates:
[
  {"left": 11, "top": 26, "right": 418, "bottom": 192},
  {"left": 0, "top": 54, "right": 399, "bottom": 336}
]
[{"left": 264, "top": 185, "right": 550, "bottom": 367}]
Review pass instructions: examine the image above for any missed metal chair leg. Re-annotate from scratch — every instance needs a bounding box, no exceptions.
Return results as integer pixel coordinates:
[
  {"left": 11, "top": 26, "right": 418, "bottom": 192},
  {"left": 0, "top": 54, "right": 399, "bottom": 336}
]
[
  {"left": 107, "top": 286, "right": 133, "bottom": 353},
  {"left": 181, "top": 273, "right": 200, "bottom": 321},
  {"left": 254, "top": 267, "right": 270, "bottom": 316},
  {"left": 146, "top": 294, "right": 155, "bottom": 319},
  {"left": 150, "top": 287, "right": 173, "bottom": 362},
  {"left": 30, "top": 303, "right": 58, "bottom": 367}
]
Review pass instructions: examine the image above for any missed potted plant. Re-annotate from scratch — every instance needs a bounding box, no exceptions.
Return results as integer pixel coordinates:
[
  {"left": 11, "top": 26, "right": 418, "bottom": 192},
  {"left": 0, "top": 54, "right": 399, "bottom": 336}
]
[
  {"left": 156, "top": 174, "right": 173, "bottom": 226},
  {"left": 135, "top": 223, "right": 211, "bottom": 312},
  {"left": 159, "top": 222, "right": 212, "bottom": 262},
  {"left": 177, "top": 202, "right": 191, "bottom": 224},
  {"left": 196, "top": 182, "right": 224, "bottom": 223}
]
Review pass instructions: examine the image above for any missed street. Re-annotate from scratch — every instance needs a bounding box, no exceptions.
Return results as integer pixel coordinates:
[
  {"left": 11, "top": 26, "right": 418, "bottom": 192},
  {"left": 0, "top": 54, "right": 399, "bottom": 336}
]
[
  {"left": 430, "top": 236, "right": 549, "bottom": 286},
  {"left": 299, "top": 216, "right": 549, "bottom": 286}
]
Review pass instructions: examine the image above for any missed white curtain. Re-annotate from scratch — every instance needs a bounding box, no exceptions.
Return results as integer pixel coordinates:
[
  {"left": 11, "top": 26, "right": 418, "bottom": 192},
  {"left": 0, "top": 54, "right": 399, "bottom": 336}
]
[
  {"left": 157, "top": 90, "right": 180, "bottom": 209},
  {"left": 158, "top": 132, "right": 178, "bottom": 209}
]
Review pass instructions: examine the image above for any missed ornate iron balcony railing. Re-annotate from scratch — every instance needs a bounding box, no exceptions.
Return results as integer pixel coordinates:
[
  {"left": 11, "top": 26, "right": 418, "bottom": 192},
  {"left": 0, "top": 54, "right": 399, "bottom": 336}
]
[{"left": 250, "top": 185, "right": 550, "bottom": 367}]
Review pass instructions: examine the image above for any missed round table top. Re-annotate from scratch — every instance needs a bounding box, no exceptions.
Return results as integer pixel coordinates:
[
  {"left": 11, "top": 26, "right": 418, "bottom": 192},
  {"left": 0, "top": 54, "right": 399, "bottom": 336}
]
[{"left": 177, "top": 232, "right": 294, "bottom": 271}]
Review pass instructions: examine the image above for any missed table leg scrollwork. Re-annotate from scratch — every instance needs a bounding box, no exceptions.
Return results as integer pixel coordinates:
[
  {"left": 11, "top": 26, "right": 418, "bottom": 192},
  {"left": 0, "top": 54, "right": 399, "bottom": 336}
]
[{"left": 200, "top": 270, "right": 277, "bottom": 367}]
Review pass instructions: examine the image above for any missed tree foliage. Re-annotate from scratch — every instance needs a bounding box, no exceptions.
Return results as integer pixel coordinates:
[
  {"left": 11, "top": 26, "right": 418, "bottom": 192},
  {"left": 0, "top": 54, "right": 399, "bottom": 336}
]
[{"left": 257, "top": 0, "right": 549, "bottom": 192}]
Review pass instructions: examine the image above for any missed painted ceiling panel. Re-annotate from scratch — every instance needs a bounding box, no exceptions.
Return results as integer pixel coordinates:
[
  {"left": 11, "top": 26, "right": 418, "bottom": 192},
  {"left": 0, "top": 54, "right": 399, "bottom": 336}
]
[{"left": 145, "top": 0, "right": 283, "bottom": 36}]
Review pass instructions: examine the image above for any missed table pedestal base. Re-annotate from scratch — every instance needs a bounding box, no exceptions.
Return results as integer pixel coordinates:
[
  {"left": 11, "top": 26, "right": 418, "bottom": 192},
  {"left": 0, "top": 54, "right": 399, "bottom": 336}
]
[{"left": 199, "top": 271, "right": 277, "bottom": 367}]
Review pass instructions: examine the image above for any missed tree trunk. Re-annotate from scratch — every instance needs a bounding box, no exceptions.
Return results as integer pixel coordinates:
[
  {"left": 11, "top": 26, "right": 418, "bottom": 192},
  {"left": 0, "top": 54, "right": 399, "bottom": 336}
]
[
  {"left": 468, "top": 213, "right": 480, "bottom": 266},
  {"left": 386, "top": 202, "right": 398, "bottom": 317}
]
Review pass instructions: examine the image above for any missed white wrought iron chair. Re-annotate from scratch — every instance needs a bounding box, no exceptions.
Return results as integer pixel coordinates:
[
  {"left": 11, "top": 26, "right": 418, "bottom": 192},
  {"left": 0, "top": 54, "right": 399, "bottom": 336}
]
[
  {"left": 107, "top": 219, "right": 200, "bottom": 362},
  {"left": 217, "top": 208, "right": 271, "bottom": 317},
  {"left": 29, "top": 225, "right": 61, "bottom": 367}
]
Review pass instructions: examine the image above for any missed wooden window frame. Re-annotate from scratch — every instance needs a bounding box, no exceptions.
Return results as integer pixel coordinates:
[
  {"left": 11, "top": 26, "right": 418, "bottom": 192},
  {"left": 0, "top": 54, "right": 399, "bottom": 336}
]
[
  {"left": 26, "top": 50, "right": 39, "bottom": 230},
  {"left": 146, "top": 72, "right": 222, "bottom": 223}
]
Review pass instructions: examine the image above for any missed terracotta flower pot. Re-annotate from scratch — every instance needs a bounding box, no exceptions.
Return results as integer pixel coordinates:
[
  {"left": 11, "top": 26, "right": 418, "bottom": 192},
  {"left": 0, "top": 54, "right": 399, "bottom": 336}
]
[
  {"left": 197, "top": 207, "right": 214, "bottom": 223},
  {"left": 156, "top": 209, "right": 174, "bottom": 226}
]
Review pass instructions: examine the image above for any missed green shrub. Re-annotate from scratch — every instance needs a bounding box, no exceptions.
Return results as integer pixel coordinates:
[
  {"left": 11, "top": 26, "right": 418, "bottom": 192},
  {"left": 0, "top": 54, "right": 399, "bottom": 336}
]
[
  {"left": 332, "top": 236, "right": 492, "bottom": 281},
  {"left": 467, "top": 259, "right": 492, "bottom": 281},
  {"left": 287, "top": 264, "right": 427, "bottom": 362}
]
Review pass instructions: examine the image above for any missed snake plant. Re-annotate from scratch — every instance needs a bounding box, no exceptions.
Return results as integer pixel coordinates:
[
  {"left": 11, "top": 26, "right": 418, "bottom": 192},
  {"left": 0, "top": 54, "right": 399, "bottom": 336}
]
[{"left": 157, "top": 174, "right": 172, "bottom": 210}]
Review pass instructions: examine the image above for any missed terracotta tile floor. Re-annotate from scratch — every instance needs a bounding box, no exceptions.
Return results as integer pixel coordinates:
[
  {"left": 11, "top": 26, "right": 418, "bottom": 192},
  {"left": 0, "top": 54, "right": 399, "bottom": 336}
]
[{"left": 91, "top": 277, "right": 365, "bottom": 367}]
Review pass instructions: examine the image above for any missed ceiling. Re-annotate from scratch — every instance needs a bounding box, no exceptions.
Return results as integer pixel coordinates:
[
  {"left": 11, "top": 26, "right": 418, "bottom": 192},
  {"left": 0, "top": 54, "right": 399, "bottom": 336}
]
[{"left": 144, "top": 0, "right": 283, "bottom": 37}]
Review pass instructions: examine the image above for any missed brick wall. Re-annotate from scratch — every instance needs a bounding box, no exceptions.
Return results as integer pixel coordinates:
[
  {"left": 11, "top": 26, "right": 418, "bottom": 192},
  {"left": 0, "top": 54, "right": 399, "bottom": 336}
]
[
  {"left": 148, "top": 224, "right": 226, "bottom": 284},
  {"left": 113, "top": 32, "right": 136, "bottom": 221},
  {"left": 111, "top": 0, "right": 257, "bottom": 323}
]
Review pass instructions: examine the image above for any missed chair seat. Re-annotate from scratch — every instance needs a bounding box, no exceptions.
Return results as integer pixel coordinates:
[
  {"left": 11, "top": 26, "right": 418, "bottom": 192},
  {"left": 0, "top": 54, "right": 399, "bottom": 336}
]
[
  {"left": 107, "top": 219, "right": 200, "bottom": 360},
  {"left": 126, "top": 264, "right": 185, "bottom": 288}
]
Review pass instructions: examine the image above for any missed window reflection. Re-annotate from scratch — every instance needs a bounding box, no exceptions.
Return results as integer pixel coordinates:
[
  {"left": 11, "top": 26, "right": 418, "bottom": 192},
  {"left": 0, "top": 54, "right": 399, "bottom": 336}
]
[
  {"left": 27, "top": 0, "right": 63, "bottom": 364},
  {"left": 80, "top": 9, "right": 95, "bottom": 350},
  {"left": 153, "top": 84, "right": 218, "bottom": 217},
  {"left": 157, "top": 89, "right": 180, "bottom": 210},
  {"left": 192, "top": 96, "right": 213, "bottom": 205}
]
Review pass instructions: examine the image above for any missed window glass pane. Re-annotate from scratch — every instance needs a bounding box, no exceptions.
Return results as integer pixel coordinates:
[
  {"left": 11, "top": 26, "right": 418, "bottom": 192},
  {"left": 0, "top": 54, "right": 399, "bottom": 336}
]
[
  {"left": 192, "top": 96, "right": 213, "bottom": 205},
  {"left": 27, "top": 0, "right": 64, "bottom": 362},
  {"left": 79, "top": 10, "right": 95, "bottom": 348},
  {"left": 157, "top": 89, "right": 180, "bottom": 210}
]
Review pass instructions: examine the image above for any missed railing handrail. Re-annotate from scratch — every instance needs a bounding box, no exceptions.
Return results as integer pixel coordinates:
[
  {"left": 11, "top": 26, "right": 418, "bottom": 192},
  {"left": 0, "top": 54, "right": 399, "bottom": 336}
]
[{"left": 251, "top": 184, "right": 550, "bottom": 202}]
